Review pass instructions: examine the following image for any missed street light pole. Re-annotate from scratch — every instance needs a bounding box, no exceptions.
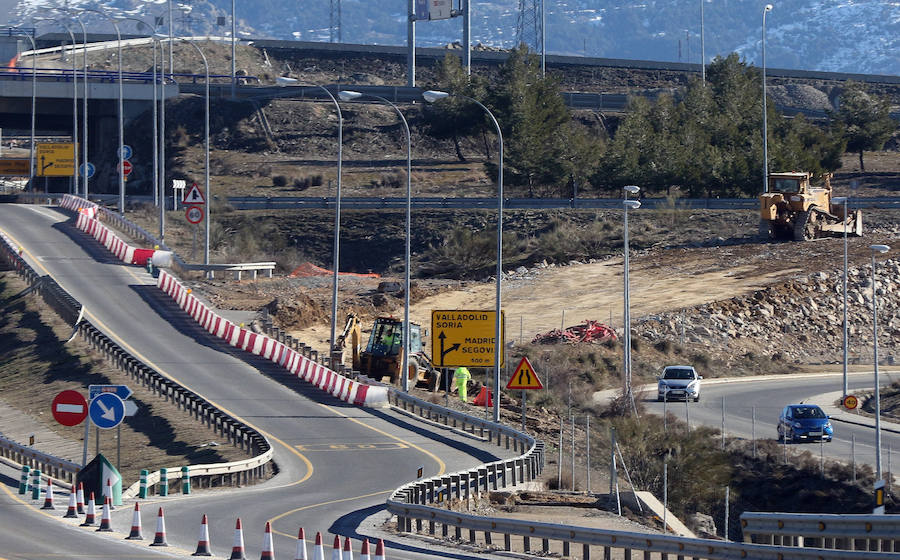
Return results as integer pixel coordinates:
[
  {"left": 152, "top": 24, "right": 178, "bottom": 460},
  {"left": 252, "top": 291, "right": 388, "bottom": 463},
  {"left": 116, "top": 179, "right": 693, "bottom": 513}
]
[
  {"left": 700, "top": 0, "right": 706, "bottom": 85},
  {"left": 623, "top": 186, "right": 640, "bottom": 414},
  {"left": 761, "top": 4, "right": 773, "bottom": 194},
  {"left": 424, "top": 89, "right": 503, "bottom": 421},
  {"left": 10, "top": 27, "right": 37, "bottom": 191},
  {"left": 833, "top": 197, "right": 850, "bottom": 398},
  {"left": 62, "top": 10, "right": 89, "bottom": 198},
  {"left": 870, "top": 243, "right": 890, "bottom": 481},
  {"left": 339, "top": 90, "right": 412, "bottom": 392},
  {"left": 179, "top": 39, "right": 210, "bottom": 272}
]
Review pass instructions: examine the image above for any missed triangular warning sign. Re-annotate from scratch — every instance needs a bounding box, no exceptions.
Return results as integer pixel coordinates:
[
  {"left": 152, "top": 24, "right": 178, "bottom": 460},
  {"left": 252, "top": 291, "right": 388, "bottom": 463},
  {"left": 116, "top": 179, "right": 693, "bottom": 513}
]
[
  {"left": 506, "top": 356, "right": 543, "bottom": 390},
  {"left": 182, "top": 182, "right": 205, "bottom": 205}
]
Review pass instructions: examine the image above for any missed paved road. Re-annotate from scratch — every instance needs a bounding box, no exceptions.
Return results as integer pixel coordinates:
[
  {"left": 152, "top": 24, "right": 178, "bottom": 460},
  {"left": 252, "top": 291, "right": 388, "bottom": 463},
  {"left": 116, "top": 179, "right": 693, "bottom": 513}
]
[
  {"left": 0, "top": 203, "right": 512, "bottom": 559},
  {"left": 641, "top": 373, "right": 900, "bottom": 471}
]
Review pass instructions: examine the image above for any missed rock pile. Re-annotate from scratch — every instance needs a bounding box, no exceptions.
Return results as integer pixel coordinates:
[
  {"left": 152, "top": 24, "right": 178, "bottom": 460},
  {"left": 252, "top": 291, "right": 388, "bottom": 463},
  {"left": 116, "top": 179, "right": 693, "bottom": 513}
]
[{"left": 636, "top": 259, "right": 899, "bottom": 366}]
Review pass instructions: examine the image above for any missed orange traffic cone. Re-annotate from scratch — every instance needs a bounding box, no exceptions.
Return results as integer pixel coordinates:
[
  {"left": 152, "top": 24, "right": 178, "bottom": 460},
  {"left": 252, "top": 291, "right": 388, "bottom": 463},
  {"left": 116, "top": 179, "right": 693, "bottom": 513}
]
[
  {"left": 126, "top": 502, "right": 143, "bottom": 540},
  {"left": 96, "top": 496, "right": 113, "bottom": 531},
  {"left": 41, "top": 478, "right": 55, "bottom": 509},
  {"left": 331, "top": 535, "right": 341, "bottom": 560},
  {"left": 312, "top": 532, "right": 325, "bottom": 560},
  {"left": 193, "top": 514, "right": 212, "bottom": 556},
  {"left": 150, "top": 507, "right": 168, "bottom": 546},
  {"left": 76, "top": 482, "right": 85, "bottom": 514},
  {"left": 230, "top": 518, "right": 247, "bottom": 560},
  {"left": 472, "top": 386, "right": 493, "bottom": 407},
  {"left": 63, "top": 488, "right": 78, "bottom": 518},
  {"left": 81, "top": 492, "right": 96, "bottom": 526},
  {"left": 260, "top": 521, "right": 275, "bottom": 560},
  {"left": 359, "top": 539, "right": 371, "bottom": 560},
  {"left": 373, "top": 539, "right": 385, "bottom": 560},
  {"left": 294, "top": 527, "right": 307, "bottom": 560},
  {"left": 342, "top": 536, "right": 353, "bottom": 560}
]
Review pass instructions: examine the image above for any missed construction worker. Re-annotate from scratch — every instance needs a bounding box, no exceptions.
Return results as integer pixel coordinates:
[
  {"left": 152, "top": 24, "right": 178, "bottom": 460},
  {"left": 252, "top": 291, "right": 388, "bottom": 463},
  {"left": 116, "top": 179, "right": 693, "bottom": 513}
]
[{"left": 454, "top": 366, "right": 471, "bottom": 402}]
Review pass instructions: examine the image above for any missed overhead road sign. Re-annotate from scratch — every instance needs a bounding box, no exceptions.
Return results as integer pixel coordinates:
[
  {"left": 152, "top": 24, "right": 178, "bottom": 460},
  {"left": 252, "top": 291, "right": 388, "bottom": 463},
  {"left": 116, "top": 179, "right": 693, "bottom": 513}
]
[
  {"left": 89, "top": 384, "right": 133, "bottom": 402},
  {"left": 431, "top": 310, "right": 504, "bottom": 368},
  {"left": 36, "top": 143, "right": 75, "bottom": 177},
  {"left": 506, "top": 357, "right": 543, "bottom": 390},
  {"left": 0, "top": 159, "right": 30, "bottom": 176},
  {"left": 183, "top": 182, "right": 205, "bottom": 205},
  {"left": 51, "top": 390, "right": 88, "bottom": 426},
  {"left": 89, "top": 393, "right": 125, "bottom": 430}
]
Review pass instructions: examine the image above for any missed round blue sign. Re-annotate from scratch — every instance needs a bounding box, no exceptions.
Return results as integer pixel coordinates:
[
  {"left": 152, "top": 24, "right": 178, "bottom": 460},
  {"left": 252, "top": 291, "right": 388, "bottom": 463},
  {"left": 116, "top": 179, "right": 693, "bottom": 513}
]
[
  {"left": 89, "top": 393, "right": 125, "bottom": 430},
  {"left": 79, "top": 162, "right": 96, "bottom": 179},
  {"left": 118, "top": 145, "right": 133, "bottom": 161}
]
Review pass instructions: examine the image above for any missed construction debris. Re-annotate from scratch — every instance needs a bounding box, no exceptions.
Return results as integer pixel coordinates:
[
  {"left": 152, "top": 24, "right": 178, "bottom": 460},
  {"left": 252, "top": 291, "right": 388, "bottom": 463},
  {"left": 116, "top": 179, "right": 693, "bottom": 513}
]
[{"left": 532, "top": 320, "right": 617, "bottom": 345}]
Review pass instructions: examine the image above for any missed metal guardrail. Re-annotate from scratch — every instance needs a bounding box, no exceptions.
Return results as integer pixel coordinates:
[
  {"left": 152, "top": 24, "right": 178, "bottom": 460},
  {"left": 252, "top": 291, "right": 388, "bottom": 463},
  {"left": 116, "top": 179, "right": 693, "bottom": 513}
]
[
  {"left": 0, "top": 434, "right": 80, "bottom": 487},
  {"left": 0, "top": 211, "right": 275, "bottom": 491},
  {"left": 741, "top": 512, "right": 900, "bottom": 552}
]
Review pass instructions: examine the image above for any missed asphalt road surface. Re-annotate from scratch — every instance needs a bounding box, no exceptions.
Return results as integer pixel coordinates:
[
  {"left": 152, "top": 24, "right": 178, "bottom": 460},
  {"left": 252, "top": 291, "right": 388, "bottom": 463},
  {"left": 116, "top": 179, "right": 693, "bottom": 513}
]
[{"left": 0, "top": 203, "right": 515, "bottom": 560}]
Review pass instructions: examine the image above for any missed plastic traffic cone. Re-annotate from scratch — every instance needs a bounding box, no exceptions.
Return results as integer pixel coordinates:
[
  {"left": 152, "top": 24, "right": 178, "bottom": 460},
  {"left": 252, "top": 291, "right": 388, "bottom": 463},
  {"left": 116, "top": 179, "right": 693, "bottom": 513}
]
[
  {"left": 126, "top": 502, "right": 143, "bottom": 540},
  {"left": 76, "top": 482, "right": 85, "bottom": 514},
  {"left": 64, "top": 488, "right": 78, "bottom": 518},
  {"left": 373, "top": 539, "right": 385, "bottom": 560},
  {"left": 81, "top": 492, "right": 96, "bottom": 526},
  {"left": 359, "top": 540, "right": 371, "bottom": 560},
  {"left": 96, "top": 496, "right": 113, "bottom": 531},
  {"left": 331, "top": 535, "right": 341, "bottom": 560},
  {"left": 104, "top": 478, "right": 115, "bottom": 510},
  {"left": 312, "top": 532, "right": 325, "bottom": 560},
  {"left": 150, "top": 507, "right": 168, "bottom": 546},
  {"left": 229, "top": 518, "right": 247, "bottom": 560},
  {"left": 294, "top": 528, "right": 307, "bottom": 560},
  {"left": 260, "top": 521, "right": 275, "bottom": 560},
  {"left": 41, "top": 478, "right": 55, "bottom": 509},
  {"left": 193, "top": 514, "right": 212, "bottom": 556},
  {"left": 342, "top": 536, "right": 353, "bottom": 560}
]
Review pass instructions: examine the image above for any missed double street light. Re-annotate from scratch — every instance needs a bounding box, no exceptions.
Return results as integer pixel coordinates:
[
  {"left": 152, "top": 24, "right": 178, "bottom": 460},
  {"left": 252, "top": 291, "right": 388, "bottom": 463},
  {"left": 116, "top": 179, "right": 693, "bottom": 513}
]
[
  {"left": 60, "top": 9, "right": 89, "bottom": 198},
  {"left": 8, "top": 27, "right": 37, "bottom": 190},
  {"left": 423, "top": 89, "right": 504, "bottom": 422},
  {"left": 338, "top": 90, "right": 413, "bottom": 392}
]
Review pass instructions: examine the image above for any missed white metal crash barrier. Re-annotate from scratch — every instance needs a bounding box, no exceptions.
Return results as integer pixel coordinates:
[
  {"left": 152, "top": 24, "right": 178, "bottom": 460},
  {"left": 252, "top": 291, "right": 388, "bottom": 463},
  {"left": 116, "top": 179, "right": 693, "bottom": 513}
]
[
  {"left": 155, "top": 270, "right": 388, "bottom": 408},
  {"left": 0, "top": 434, "right": 79, "bottom": 487},
  {"left": 741, "top": 512, "right": 900, "bottom": 552}
]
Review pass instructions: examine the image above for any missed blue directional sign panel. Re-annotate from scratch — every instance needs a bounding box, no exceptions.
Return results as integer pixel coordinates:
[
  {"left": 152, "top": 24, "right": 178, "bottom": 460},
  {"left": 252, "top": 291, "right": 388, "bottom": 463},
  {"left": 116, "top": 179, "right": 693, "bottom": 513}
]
[
  {"left": 79, "top": 162, "right": 95, "bottom": 178},
  {"left": 89, "top": 384, "right": 132, "bottom": 402},
  {"left": 118, "top": 145, "right": 133, "bottom": 161},
  {"left": 89, "top": 393, "right": 125, "bottom": 430}
]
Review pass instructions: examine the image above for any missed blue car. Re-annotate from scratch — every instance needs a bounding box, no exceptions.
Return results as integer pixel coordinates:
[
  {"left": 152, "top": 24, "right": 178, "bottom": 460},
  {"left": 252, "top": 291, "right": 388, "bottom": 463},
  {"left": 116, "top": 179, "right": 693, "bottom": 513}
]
[{"left": 777, "top": 404, "right": 834, "bottom": 443}]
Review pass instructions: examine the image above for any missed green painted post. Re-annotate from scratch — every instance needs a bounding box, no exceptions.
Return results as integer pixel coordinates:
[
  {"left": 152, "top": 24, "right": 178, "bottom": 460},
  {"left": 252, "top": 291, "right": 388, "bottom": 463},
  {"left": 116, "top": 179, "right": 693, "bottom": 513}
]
[
  {"left": 181, "top": 466, "right": 190, "bottom": 495},
  {"left": 139, "top": 469, "right": 148, "bottom": 499},
  {"left": 18, "top": 465, "right": 30, "bottom": 495},
  {"left": 30, "top": 469, "right": 41, "bottom": 500},
  {"left": 159, "top": 468, "right": 168, "bottom": 497}
]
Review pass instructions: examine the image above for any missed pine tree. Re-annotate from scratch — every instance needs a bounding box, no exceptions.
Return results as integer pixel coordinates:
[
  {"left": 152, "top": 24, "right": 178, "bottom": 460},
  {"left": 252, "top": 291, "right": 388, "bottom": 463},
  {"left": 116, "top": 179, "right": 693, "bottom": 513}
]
[{"left": 830, "top": 82, "right": 896, "bottom": 172}]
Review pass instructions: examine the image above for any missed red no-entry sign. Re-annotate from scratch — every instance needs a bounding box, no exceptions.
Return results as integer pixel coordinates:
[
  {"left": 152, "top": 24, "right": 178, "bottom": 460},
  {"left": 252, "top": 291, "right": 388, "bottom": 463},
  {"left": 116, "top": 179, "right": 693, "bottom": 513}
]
[{"left": 51, "top": 390, "right": 88, "bottom": 426}]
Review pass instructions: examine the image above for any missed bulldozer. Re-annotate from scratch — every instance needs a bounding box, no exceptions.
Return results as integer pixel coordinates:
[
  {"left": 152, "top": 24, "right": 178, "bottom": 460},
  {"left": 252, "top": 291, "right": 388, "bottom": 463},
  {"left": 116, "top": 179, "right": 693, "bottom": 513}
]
[
  {"left": 335, "top": 313, "right": 444, "bottom": 390},
  {"left": 759, "top": 172, "right": 863, "bottom": 241}
]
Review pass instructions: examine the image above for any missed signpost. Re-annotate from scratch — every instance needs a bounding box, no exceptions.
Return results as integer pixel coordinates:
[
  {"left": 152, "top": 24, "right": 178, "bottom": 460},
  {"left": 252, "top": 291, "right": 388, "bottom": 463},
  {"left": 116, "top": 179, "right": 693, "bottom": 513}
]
[
  {"left": 430, "top": 310, "right": 505, "bottom": 367},
  {"left": 36, "top": 143, "right": 76, "bottom": 177},
  {"left": 506, "top": 357, "right": 543, "bottom": 433},
  {"left": 51, "top": 390, "right": 88, "bottom": 427}
]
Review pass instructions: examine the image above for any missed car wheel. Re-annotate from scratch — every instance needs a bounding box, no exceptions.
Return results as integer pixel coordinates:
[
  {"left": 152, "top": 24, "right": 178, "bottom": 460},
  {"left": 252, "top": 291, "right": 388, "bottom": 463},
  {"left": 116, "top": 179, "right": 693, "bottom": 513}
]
[
  {"left": 657, "top": 395, "right": 663, "bottom": 402},
  {"left": 693, "top": 394, "right": 700, "bottom": 402}
]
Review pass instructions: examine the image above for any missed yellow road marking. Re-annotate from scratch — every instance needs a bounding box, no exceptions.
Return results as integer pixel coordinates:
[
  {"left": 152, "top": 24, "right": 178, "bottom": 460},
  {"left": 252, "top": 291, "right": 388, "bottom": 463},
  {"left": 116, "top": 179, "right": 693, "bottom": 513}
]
[
  {"left": 266, "top": 489, "right": 392, "bottom": 539},
  {"left": 296, "top": 442, "right": 408, "bottom": 451}
]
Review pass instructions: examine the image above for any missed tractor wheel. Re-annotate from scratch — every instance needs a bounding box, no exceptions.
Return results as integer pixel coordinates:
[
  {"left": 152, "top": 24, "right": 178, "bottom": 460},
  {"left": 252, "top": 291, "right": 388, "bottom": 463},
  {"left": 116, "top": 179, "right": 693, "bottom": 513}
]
[
  {"left": 793, "top": 210, "right": 814, "bottom": 241},
  {"left": 758, "top": 219, "right": 773, "bottom": 240}
]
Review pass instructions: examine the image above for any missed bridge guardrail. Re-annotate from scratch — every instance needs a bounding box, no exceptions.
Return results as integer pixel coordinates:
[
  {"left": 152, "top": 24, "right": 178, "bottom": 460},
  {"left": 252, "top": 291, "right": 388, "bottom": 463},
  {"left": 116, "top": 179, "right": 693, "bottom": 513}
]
[
  {"left": 0, "top": 214, "right": 274, "bottom": 492},
  {"left": 741, "top": 512, "right": 899, "bottom": 551}
]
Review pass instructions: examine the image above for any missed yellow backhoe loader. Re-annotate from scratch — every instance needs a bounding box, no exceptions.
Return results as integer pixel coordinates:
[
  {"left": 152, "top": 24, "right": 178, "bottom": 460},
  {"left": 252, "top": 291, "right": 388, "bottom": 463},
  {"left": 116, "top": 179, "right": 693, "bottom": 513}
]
[{"left": 759, "top": 172, "right": 863, "bottom": 241}]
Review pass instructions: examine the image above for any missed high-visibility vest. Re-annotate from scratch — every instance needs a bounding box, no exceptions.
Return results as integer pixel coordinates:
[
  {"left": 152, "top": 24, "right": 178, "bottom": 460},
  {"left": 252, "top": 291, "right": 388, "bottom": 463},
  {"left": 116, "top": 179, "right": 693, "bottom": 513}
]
[{"left": 454, "top": 367, "right": 470, "bottom": 381}]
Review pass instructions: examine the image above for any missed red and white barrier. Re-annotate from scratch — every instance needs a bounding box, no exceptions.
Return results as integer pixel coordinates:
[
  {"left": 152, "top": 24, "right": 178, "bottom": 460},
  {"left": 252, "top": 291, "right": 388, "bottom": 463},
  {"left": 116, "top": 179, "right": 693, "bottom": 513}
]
[
  {"left": 150, "top": 507, "right": 168, "bottom": 546},
  {"left": 97, "top": 496, "right": 113, "bottom": 531},
  {"left": 126, "top": 502, "right": 143, "bottom": 540},
  {"left": 342, "top": 536, "right": 353, "bottom": 560},
  {"left": 359, "top": 540, "right": 371, "bottom": 560},
  {"left": 313, "top": 532, "right": 325, "bottom": 560},
  {"left": 230, "top": 518, "right": 247, "bottom": 560},
  {"left": 295, "top": 527, "right": 307, "bottom": 560},
  {"left": 60, "top": 194, "right": 171, "bottom": 267},
  {"left": 194, "top": 514, "right": 213, "bottom": 556},
  {"left": 331, "top": 535, "right": 341, "bottom": 560},
  {"left": 81, "top": 492, "right": 96, "bottom": 526},
  {"left": 260, "top": 521, "right": 275, "bottom": 560},
  {"left": 155, "top": 269, "right": 388, "bottom": 408},
  {"left": 64, "top": 488, "right": 78, "bottom": 518}
]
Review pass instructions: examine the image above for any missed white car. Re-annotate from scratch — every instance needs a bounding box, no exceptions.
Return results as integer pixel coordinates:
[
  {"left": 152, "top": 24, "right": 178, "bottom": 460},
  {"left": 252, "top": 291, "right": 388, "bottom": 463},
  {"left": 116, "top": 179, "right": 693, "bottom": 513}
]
[{"left": 657, "top": 365, "right": 702, "bottom": 402}]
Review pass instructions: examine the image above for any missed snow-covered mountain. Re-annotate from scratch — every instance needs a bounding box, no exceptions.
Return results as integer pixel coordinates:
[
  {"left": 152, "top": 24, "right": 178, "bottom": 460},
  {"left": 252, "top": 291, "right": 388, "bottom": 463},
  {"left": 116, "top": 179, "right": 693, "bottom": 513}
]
[{"left": 8, "top": 0, "right": 900, "bottom": 76}]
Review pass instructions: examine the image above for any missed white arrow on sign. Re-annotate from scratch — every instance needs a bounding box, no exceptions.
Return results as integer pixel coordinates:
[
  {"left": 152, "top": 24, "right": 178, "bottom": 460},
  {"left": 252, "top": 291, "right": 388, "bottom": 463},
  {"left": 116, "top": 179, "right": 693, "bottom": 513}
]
[{"left": 96, "top": 399, "right": 117, "bottom": 422}]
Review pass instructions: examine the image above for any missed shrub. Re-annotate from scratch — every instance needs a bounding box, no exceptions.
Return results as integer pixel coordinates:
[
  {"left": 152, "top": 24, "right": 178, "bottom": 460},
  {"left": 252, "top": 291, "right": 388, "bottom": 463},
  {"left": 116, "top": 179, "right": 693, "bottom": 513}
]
[{"left": 272, "top": 175, "right": 288, "bottom": 187}]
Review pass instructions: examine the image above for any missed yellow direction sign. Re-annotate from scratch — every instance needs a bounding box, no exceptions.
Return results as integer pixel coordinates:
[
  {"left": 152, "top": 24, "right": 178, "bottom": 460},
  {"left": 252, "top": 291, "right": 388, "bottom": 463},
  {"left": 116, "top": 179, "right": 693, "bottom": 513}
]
[
  {"left": 36, "top": 143, "right": 75, "bottom": 176},
  {"left": 0, "top": 159, "right": 30, "bottom": 176},
  {"left": 431, "top": 310, "right": 504, "bottom": 368},
  {"left": 507, "top": 356, "right": 543, "bottom": 390}
]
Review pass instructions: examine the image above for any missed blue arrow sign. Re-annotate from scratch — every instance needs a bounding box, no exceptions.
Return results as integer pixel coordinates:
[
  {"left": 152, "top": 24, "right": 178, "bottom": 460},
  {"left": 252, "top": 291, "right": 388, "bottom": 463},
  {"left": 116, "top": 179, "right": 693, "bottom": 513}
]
[
  {"left": 79, "top": 162, "right": 95, "bottom": 178},
  {"left": 118, "top": 145, "right": 133, "bottom": 161},
  {"left": 89, "top": 384, "right": 132, "bottom": 402},
  {"left": 89, "top": 393, "right": 125, "bottom": 430}
]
